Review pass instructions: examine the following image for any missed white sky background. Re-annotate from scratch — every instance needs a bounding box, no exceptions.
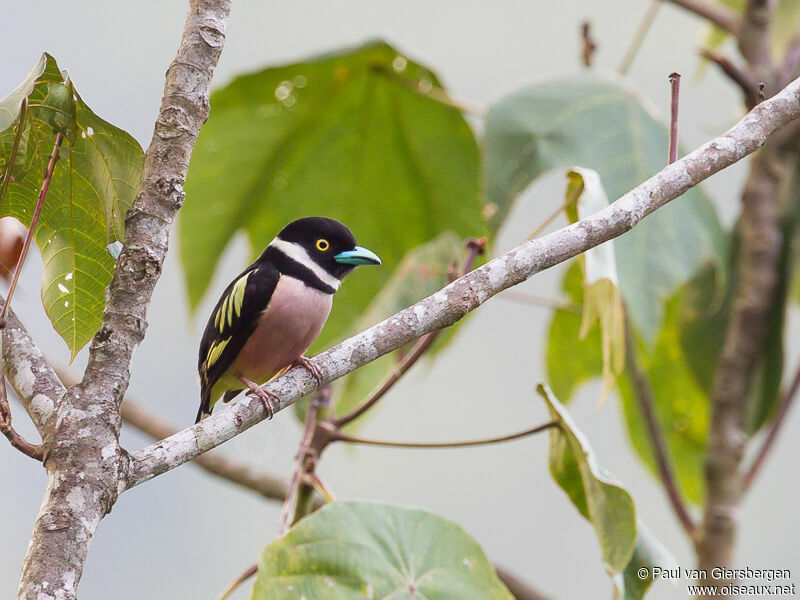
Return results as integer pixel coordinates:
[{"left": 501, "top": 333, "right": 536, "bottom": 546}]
[{"left": 2, "top": 1, "right": 799, "bottom": 598}]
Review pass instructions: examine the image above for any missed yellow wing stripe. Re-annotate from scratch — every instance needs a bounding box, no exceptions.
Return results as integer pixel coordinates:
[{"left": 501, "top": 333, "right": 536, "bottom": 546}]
[
  {"left": 204, "top": 337, "right": 230, "bottom": 372},
  {"left": 215, "top": 269, "right": 257, "bottom": 333}
]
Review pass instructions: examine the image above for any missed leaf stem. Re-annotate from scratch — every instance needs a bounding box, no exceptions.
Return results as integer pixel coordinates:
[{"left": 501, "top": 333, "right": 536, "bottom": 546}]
[
  {"left": 618, "top": 1, "right": 661, "bottom": 75},
  {"left": 498, "top": 290, "right": 583, "bottom": 314},
  {"left": 216, "top": 563, "right": 257, "bottom": 600},
  {"left": 1, "top": 132, "right": 63, "bottom": 322},
  {"left": 329, "top": 421, "right": 558, "bottom": 449},
  {"left": 0, "top": 98, "right": 28, "bottom": 215}
]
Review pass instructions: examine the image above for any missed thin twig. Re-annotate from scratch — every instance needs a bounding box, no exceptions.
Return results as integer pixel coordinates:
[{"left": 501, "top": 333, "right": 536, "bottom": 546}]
[
  {"left": 216, "top": 564, "right": 257, "bottom": 600},
  {"left": 618, "top": 1, "right": 661, "bottom": 75},
  {"left": 699, "top": 49, "right": 759, "bottom": 107},
  {"left": 742, "top": 362, "right": 800, "bottom": 490},
  {"left": 780, "top": 33, "right": 800, "bottom": 86},
  {"left": 0, "top": 98, "right": 28, "bottom": 214},
  {"left": 0, "top": 370, "right": 42, "bottom": 461},
  {"left": 527, "top": 200, "right": 571, "bottom": 239},
  {"left": 669, "top": 72, "right": 681, "bottom": 164},
  {"left": 498, "top": 290, "right": 582, "bottom": 314},
  {"left": 330, "top": 421, "right": 558, "bottom": 449},
  {"left": 624, "top": 322, "right": 697, "bottom": 537},
  {"left": 277, "top": 387, "right": 330, "bottom": 536},
  {"left": 331, "top": 239, "right": 485, "bottom": 429},
  {"left": 757, "top": 82, "right": 766, "bottom": 104},
  {"left": 1, "top": 132, "right": 63, "bottom": 323},
  {"left": 580, "top": 21, "right": 598, "bottom": 68},
  {"left": 495, "top": 568, "right": 553, "bottom": 600},
  {"left": 664, "top": 0, "right": 741, "bottom": 35}
]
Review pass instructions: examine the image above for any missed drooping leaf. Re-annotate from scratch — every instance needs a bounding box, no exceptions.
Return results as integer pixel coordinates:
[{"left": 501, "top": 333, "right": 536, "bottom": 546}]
[
  {"left": 330, "top": 232, "right": 469, "bottom": 419},
  {"left": 546, "top": 262, "right": 709, "bottom": 504},
  {"left": 485, "top": 74, "right": 725, "bottom": 341},
  {"left": 537, "top": 384, "right": 637, "bottom": 573},
  {"left": 614, "top": 523, "right": 679, "bottom": 600},
  {"left": 563, "top": 168, "right": 625, "bottom": 399},
  {"left": 0, "top": 54, "right": 143, "bottom": 358},
  {"left": 252, "top": 500, "right": 514, "bottom": 600},
  {"left": 181, "top": 41, "right": 484, "bottom": 353}
]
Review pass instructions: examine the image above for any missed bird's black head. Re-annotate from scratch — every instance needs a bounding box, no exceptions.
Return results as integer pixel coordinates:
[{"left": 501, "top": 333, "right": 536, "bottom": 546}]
[{"left": 263, "top": 217, "right": 381, "bottom": 292}]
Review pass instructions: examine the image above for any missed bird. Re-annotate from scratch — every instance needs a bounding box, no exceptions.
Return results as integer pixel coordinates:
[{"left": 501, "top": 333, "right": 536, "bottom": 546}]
[{"left": 196, "top": 216, "right": 381, "bottom": 423}]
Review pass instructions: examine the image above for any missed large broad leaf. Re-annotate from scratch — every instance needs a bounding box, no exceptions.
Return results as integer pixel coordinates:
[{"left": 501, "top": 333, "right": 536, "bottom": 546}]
[
  {"left": 181, "top": 41, "right": 484, "bottom": 352},
  {"left": 330, "top": 232, "right": 469, "bottom": 419},
  {"left": 0, "top": 54, "right": 143, "bottom": 358},
  {"left": 537, "top": 384, "right": 636, "bottom": 573},
  {"left": 252, "top": 500, "right": 514, "bottom": 600},
  {"left": 485, "top": 74, "right": 725, "bottom": 342}
]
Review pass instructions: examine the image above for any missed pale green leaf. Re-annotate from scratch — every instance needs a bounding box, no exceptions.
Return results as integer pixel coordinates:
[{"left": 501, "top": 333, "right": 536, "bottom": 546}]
[
  {"left": 614, "top": 523, "right": 679, "bottom": 600},
  {"left": 485, "top": 74, "right": 725, "bottom": 341},
  {"left": 537, "top": 383, "right": 637, "bottom": 573},
  {"left": 0, "top": 54, "right": 143, "bottom": 358},
  {"left": 181, "top": 41, "right": 484, "bottom": 353},
  {"left": 252, "top": 500, "right": 514, "bottom": 600}
]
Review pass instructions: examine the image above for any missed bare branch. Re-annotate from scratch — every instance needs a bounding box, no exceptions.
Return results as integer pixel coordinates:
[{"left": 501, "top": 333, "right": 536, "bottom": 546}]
[
  {"left": 738, "top": 0, "right": 777, "bottom": 76},
  {"left": 668, "top": 72, "right": 681, "bottom": 165},
  {"left": 697, "top": 144, "right": 787, "bottom": 588},
  {"left": 700, "top": 48, "right": 760, "bottom": 107},
  {"left": 0, "top": 372, "right": 42, "bottom": 461},
  {"left": 125, "top": 76, "right": 800, "bottom": 490},
  {"left": 329, "top": 421, "right": 558, "bottom": 449},
  {"left": 121, "top": 399, "right": 289, "bottom": 502},
  {"left": 624, "top": 323, "right": 696, "bottom": 537},
  {"left": 0, "top": 310, "right": 64, "bottom": 434},
  {"left": 663, "top": 0, "right": 741, "bottom": 35},
  {"left": 742, "top": 360, "right": 800, "bottom": 490},
  {"left": 580, "top": 21, "right": 598, "bottom": 68}
]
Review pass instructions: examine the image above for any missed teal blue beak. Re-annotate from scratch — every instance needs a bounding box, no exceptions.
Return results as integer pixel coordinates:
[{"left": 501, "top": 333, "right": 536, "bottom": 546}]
[{"left": 334, "top": 246, "right": 381, "bottom": 266}]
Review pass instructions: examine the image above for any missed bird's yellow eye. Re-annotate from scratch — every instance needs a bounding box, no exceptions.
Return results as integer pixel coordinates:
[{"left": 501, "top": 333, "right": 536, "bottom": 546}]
[{"left": 316, "top": 239, "right": 330, "bottom": 251}]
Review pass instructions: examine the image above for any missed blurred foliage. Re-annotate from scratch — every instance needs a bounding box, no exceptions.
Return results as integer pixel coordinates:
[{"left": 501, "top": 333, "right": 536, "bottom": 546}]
[
  {"left": 180, "top": 41, "right": 484, "bottom": 356},
  {"left": 485, "top": 74, "right": 725, "bottom": 342},
  {"left": 703, "top": 0, "right": 800, "bottom": 60},
  {"left": 0, "top": 53, "right": 143, "bottom": 358},
  {"left": 252, "top": 501, "right": 514, "bottom": 600}
]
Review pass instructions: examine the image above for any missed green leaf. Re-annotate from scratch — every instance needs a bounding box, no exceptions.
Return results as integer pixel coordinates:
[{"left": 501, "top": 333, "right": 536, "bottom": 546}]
[
  {"left": 330, "top": 232, "right": 469, "bottom": 418},
  {"left": 564, "top": 168, "right": 625, "bottom": 399},
  {"left": 537, "top": 383, "right": 637, "bottom": 573},
  {"left": 546, "top": 262, "right": 709, "bottom": 504},
  {"left": 545, "top": 262, "right": 602, "bottom": 402},
  {"left": 0, "top": 54, "right": 143, "bottom": 358},
  {"left": 181, "top": 41, "right": 484, "bottom": 352},
  {"left": 614, "top": 523, "right": 679, "bottom": 600},
  {"left": 485, "top": 74, "right": 725, "bottom": 341},
  {"left": 252, "top": 500, "right": 514, "bottom": 600}
]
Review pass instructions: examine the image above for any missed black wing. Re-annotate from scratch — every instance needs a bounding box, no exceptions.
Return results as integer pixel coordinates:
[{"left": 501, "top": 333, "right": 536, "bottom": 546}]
[{"left": 197, "top": 262, "right": 279, "bottom": 420}]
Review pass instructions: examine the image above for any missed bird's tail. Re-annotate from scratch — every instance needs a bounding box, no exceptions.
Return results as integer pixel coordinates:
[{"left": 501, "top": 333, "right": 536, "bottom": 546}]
[{"left": 195, "top": 390, "right": 211, "bottom": 424}]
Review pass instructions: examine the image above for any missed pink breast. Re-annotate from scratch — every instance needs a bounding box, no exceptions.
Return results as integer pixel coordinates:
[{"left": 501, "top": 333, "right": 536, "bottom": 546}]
[{"left": 232, "top": 276, "right": 333, "bottom": 382}]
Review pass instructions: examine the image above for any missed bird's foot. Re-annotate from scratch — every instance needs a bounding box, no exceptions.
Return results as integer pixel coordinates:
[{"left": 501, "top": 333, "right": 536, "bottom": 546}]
[
  {"left": 238, "top": 375, "right": 279, "bottom": 420},
  {"left": 292, "top": 356, "right": 323, "bottom": 385}
]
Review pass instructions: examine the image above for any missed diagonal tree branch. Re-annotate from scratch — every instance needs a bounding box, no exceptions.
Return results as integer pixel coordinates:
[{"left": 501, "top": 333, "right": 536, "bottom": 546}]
[
  {"left": 124, "top": 75, "right": 800, "bottom": 490},
  {"left": 121, "top": 399, "right": 290, "bottom": 502}
]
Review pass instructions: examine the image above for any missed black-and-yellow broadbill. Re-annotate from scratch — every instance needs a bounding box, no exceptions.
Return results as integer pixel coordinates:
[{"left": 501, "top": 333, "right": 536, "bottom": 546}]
[{"left": 196, "top": 217, "right": 381, "bottom": 423}]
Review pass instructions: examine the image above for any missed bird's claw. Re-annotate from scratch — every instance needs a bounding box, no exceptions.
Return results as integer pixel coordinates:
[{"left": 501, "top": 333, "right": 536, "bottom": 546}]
[
  {"left": 247, "top": 387, "right": 279, "bottom": 420},
  {"left": 293, "top": 356, "right": 323, "bottom": 385}
]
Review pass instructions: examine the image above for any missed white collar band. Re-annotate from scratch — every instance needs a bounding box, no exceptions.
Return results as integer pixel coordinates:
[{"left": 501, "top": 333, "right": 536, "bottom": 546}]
[{"left": 268, "top": 238, "right": 341, "bottom": 291}]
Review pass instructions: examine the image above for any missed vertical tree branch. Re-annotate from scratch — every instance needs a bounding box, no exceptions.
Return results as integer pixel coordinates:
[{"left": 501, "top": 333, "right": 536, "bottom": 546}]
[
  {"left": 16, "top": 2, "right": 231, "bottom": 599},
  {"left": 738, "top": 0, "right": 777, "bottom": 79},
  {"left": 696, "top": 146, "right": 786, "bottom": 593}
]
